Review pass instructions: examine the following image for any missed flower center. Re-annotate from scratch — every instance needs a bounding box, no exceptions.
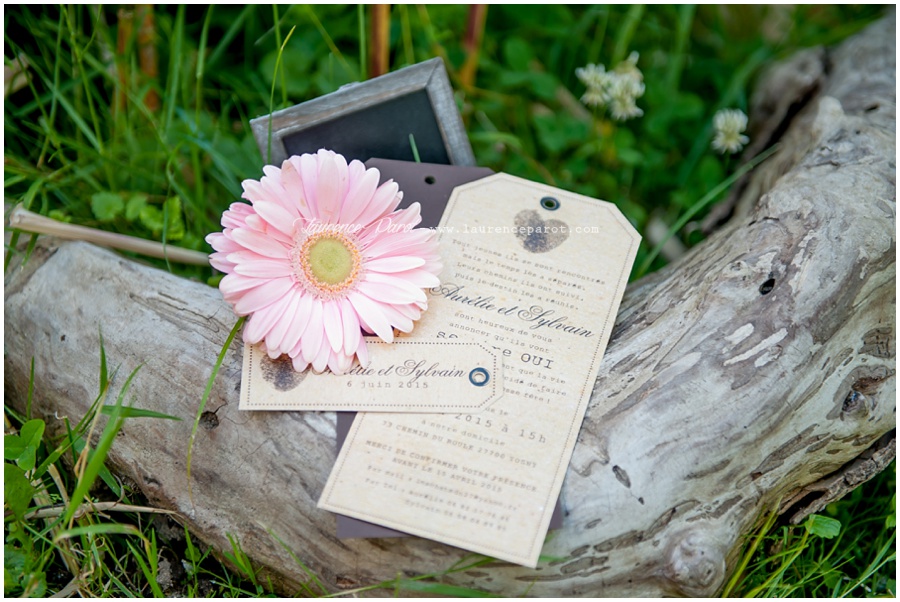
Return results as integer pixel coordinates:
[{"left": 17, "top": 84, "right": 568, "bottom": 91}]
[{"left": 292, "top": 230, "right": 362, "bottom": 298}]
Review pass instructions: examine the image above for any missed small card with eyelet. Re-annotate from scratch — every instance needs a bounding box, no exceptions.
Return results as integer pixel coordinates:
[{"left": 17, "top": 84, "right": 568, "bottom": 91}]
[
  {"left": 240, "top": 340, "right": 503, "bottom": 412},
  {"left": 320, "top": 172, "right": 641, "bottom": 568}
]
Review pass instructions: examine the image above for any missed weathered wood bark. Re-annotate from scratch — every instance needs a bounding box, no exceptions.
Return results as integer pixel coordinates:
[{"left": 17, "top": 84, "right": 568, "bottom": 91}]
[{"left": 4, "top": 14, "right": 895, "bottom": 597}]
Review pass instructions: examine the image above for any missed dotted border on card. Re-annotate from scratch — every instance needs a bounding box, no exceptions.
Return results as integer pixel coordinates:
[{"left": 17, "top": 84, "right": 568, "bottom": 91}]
[{"left": 243, "top": 341, "right": 501, "bottom": 411}]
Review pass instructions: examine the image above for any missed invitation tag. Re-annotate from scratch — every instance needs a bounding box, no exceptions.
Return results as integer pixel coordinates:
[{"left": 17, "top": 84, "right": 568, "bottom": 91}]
[
  {"left": 319, "top": 173, "right": 640, "bottom": 567},
  {"left": 333, "top": 159, "right": 562, "bottom": 538},
  {"left": 240, "top": 340, "right": 503, "bottom": 412}
]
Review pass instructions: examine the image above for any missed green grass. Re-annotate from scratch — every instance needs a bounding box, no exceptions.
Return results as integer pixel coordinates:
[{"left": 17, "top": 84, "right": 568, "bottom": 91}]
[
  {"left": 726, "top": 466, "right": 896, "bottom": 598},
  {"left": 4, "top": 4, "right": 893, "bottom": 597}
]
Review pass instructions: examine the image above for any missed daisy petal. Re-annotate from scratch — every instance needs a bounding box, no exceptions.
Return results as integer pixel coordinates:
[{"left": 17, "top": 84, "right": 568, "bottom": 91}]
[
  {"left": 281, "top": 159, "right": 313, "bottom": 219},
  {"left": 300, "top": 298, "right": 324, "bottom": 363},
  {"left": 328, "top": 349, "right": 354, "bottom": 375},
  {"left": 210, "top": 253, "right": 236, "bottom": 274},
  {"left": 232, "top": 278, "right": 294, "bottom": 315},
  {"left": 243, "top": 291, "right": 292, "bottom": 344},
  {"left": 340, "top": 298, "right": 361, "bottom": 355},
  {"left": 316, "top": 154, "right": 341, "bottom": 223},
  {"left": 377, "top": 268, "right": 440, "bottom": 289},
  {"left": 354, "top": 179, "right": 401, "bottom": 226},
  {"left": 298, "top": 153, "right": 320, "bottom": 217},
  {"left": 358, "top": 279, "right": 427, "bottom": 305},
  {"left": 389, "top": 202, "right": 422, "bottom": 227},
  {"left": 291, "top": 354, "right": 310, "bottom": 372},
  {"left": 265, "top": 291, "right": 301, "bottom": 352},
  {"left": 282, "top": 292, "right": 313, "bottom": 355},
  {"left": 339, "top": 165, "right": 381, "bottom": 225},
  {"left": 233, "top": 259, "right": 294, "bottom": 278},
  {"left": 348, "top": 292, "right": 394, "bottom": 343},
  {"left": 219, "top": 274, "right": 268, "bottom": 296},
  {"left": 322, "top": 300, "right": 344, "bottom": 353},
  {"left": 355, "top": 336, "right": 370, "bottom": 368},
  {"left": 311, "top": 334, "right": 331, "bottom": 373},
  {"left": 365, "top": 256, "right": 426, "bottom": 273},
  {"left": 240, "top": 179, "right": 267, "bottom": 204},
  {"left": 260, "top": 169, "right": 300, "bottom": 217},
  {"left": 363, "top": 228, "right": 434, "bottom": 258},
  {"left": 231, "top": 228, "right": 289, "bottom": 259},
  {"left": 253, "top": 201, "right": 298, "bottom": 237},
  {"left": 377, "top": 303, "right": 414, "bottom": 333},
  {"left": 392, "top": 303, "right": 423, "bottom": 321}
]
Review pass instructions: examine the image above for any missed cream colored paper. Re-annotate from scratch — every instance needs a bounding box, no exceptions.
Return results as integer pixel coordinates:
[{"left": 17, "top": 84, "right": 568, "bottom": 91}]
[
  {"left": 240, "top": 340, "right": 503, "bottom": 412},
  {"left": 319, "top": 173, "right": 640, "bottom": 567}
]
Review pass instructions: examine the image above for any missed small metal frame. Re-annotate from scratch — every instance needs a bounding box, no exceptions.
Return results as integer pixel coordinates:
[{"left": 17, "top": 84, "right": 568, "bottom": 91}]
[{"left": 250, "top": 58, "right": 475, "bottom": 166}]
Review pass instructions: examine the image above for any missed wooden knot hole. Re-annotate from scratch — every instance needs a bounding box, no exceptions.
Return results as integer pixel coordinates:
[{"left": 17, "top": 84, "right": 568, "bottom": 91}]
[
  {"left": 200, "top": 411, "right": 219, "bottom": 430},
  {"left": 842, "top": 390, "right": 865, "bottom": 413},
  {"left": 759, "top": 278, "right": 776, "bottom": 295}
]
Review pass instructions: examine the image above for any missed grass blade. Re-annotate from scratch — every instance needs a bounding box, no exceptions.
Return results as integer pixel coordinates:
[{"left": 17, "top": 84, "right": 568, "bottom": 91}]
[
  {"left": 63, "top": 365, "right": 141, "bottom": 526},
  {"left": 99, "top": 327, "right": 108, "bottom": 391},
  {"left": 26, "top": 357, "right": 35, "bottom": 420},
  {"left": 666, "top": 4, "right": 696, "bottom": 91},
  {"left": 304, "top": 5, "right": 351, "bottom": 73},
  {"left": 409, "top": 133, "right": 421, "bottom": 163},
  {"left": 396, "top": 580, "right": 499, "bottom": 597},
  {"left": 162, "top": 4, "right": 185, "bottom": 138},
  {"left": 54, "top": 522, "right": 146, "bottom": 543},
  {"left": 611, "top": 4, "right": 644, "bottom": 64},
  {"left": 186, "top": 316, "right": 244, "bottom": 502},
  {"left": 636, "top": 144, "right": 779, "bottom": 278},
  {"left": 721, "top": 502, "right": 780, "bottom": 597},
  {"left": 100, "top": 406, "right": 181, "bottom": 420},
  {"left": 205, "top": 5, "right": 253, "bottom": 71},
  {"left": 264, "top": 525, "right": 330, "bottom": 596},
  {"left": 265, "top": 26, "right": 297, "bottom": 163},
  {"left": 358, "top": 4, "right": 367, "bottom": 80},
  {"left": 126, "top": 535, "right": 164, "bottom": 598}
]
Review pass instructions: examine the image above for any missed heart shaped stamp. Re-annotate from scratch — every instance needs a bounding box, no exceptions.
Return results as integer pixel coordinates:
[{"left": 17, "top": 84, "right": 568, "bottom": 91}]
[
  {"left": 261, "top": 354, "right": 307, "bottom": 391},
  {"left": 514, "top": 209, "right": 569, "bottom": 253}
]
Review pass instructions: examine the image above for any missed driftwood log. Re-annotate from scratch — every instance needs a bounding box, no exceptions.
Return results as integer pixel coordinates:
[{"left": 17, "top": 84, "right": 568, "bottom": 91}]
[{"left": 4, "top": 14, "right": 895, "bottom": 597}]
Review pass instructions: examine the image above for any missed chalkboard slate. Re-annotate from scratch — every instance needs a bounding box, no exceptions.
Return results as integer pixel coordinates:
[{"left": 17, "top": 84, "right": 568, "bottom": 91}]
[
  {"left": 250, "top": 58, "right": 474, "bottom": 167},
  {"left": 282, "top": 89, "right": 450, "bottom": 164}
]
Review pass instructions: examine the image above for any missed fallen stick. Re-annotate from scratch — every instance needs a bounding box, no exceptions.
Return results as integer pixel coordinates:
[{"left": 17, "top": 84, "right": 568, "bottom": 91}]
[{"left": 8, "top": 205, "right": 209, "bottom": 266}]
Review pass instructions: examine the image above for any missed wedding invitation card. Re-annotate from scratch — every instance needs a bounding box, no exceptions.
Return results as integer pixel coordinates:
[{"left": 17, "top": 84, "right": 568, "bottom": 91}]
[{"left": 319, "top": 173, "right": 640, "bottom": 566}]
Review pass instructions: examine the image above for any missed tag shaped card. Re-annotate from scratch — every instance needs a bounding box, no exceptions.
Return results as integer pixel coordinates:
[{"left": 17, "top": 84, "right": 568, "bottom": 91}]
[
  {"left": 240, "top": 340, "right": 503, "bottom": 412},
  {"left": 332, "top": 161, "right": 561, "bottom": 538},
  {"left": 319, "top": 173, "right": 640, "bottom": 567}
]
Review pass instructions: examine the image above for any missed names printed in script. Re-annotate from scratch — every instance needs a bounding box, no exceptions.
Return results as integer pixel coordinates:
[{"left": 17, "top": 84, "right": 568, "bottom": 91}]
[
  {"left": 240, "top": 340, "right": 503, "bottom": 412},
  {"left": 320, "top": 173, "right": 639, "bottom": 567}
]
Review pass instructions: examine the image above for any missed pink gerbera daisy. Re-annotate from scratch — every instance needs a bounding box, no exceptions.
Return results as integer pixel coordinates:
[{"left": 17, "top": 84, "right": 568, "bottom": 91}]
[{"left": 207, "top": 149, "right": 441, "bottom": 375}]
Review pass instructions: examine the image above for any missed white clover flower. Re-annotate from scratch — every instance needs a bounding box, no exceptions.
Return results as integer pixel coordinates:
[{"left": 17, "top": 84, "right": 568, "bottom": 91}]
[
  {"left": 575, "top": 52, "right": 645, "bottom": 121},
  {"left": 712, "top": 109, "right": 750, "bottom": 154},
  {"left": 615, "top": 51, "right": 642, "bottom": 81},
  {"left": 607, "top": 76, "right": 644, "bottom": 121},
  {"left": 581, "top": 88, "right": 607, "bottom": 108},
  {"left": 575, "top": 63, "right": 607, "bottom": 88},
  {"left": 575, "top": 64, "right": 609, "bottom": 107}
]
